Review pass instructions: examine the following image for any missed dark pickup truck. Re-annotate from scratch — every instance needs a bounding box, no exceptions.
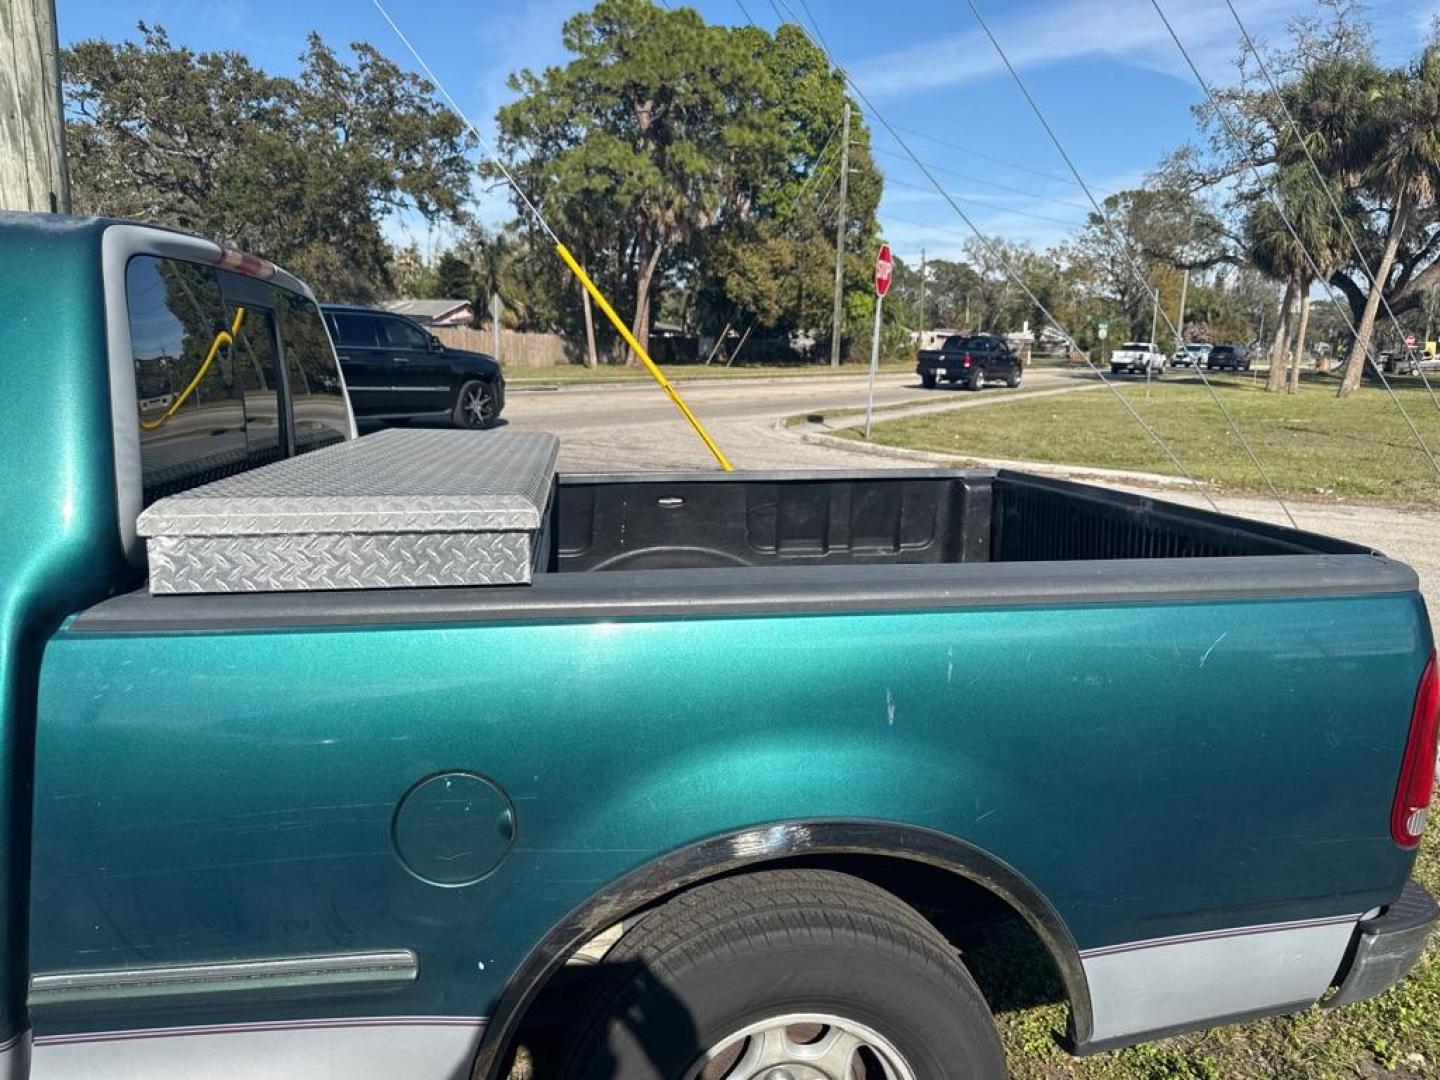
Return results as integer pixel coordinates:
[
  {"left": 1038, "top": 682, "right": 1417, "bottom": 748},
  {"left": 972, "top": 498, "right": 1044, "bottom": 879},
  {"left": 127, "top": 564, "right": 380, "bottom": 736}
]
[
  {"left": 916, "top": 333, "right": 1023, "bottom": 390},
  {"left": 1, "top": 211, "right": 1437, "bottom": 1080}
]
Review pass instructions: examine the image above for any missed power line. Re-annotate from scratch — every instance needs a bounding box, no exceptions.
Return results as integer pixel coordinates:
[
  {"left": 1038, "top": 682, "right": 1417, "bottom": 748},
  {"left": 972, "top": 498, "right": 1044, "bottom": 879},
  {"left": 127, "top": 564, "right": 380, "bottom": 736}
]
[
  {"left": 869, "top": 148, "right": 1094, "bottom": 216},
  {"left": 768, "top": 0, "right": 1223, "bottom": 511},
  {"left": 795, "top": 0, "right": 832, "bottom": 54},
  {"left": 372, "top": 1, "right": 558, "bottom": 247},
  {"left": 1223, "top": 0, "right": 1440, "bottom": 412},
  {"left": 965, "top": 0, "right": 1296, "bottom": 527},
  {"left": 886, "top": 176, "right": 1088, "bottom": 230},
  {"left": 1149, "top": 0, "right": 1440, "bottom": 480},
  {"left": 872, "top": 145, "right": 1095, "bottom": 213},
  {"left": 888, "top": 123, "right": 1093, "bottom": 188}
]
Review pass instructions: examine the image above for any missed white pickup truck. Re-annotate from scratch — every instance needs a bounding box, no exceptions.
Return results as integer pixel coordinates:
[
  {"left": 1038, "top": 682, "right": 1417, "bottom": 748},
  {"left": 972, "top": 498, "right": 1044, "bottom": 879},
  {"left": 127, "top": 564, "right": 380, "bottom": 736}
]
[{"left": 1110, "top": 341, "right": 1165, "bottom": 376}]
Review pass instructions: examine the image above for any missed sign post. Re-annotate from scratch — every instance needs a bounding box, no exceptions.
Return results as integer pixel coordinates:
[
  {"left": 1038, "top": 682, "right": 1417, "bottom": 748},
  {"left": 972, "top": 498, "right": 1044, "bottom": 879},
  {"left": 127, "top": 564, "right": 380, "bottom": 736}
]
[
  {"left": 1097, "top": 319, "right": 1109, "bottom": 369},
  {"left": 864, "top": 243, "right": 894, "bottom": 440}
]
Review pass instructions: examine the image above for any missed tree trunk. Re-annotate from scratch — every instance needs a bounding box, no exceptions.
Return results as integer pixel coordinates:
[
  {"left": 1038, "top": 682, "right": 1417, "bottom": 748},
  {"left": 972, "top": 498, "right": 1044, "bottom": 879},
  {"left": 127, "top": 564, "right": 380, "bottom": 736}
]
[
  {"left": 1267, "top": 276, "right": 1297, "bottom": 393},
  {"left": 580, "top": 268, "right": 598, "bottom": 369},
  {"left": 1288, "top": 288, "right": 1311, "bottom": 394},
  {"left": 1340, "top": 199, "right": 1411, "bottom": 397},
  {"left": 628, "top": 238, "right": 664, "bottom": 367}
]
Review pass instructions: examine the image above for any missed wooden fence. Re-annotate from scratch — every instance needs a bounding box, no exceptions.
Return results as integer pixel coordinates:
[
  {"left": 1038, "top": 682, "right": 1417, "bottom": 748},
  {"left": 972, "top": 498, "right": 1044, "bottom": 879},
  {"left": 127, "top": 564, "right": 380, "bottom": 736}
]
[
  {"left": 433, "top": 326, "right": 707, "bottom": 368},
  {"left": 432, "top": 326, "right": 605, "bottom": 367}
]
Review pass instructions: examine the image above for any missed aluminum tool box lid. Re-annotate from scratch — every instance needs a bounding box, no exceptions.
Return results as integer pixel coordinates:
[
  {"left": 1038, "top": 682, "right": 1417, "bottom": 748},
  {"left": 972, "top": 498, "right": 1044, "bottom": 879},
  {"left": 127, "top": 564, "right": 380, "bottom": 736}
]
[{"left": 137, "top": 428, "right": 559, "bottom": 594}]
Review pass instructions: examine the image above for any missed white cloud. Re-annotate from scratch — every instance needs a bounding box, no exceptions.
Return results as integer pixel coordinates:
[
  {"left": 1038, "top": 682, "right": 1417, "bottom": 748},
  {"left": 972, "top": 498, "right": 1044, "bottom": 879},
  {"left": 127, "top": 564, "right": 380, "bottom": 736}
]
[{"left": 846, "top": 0, "right": 1311, "bottom": 99}]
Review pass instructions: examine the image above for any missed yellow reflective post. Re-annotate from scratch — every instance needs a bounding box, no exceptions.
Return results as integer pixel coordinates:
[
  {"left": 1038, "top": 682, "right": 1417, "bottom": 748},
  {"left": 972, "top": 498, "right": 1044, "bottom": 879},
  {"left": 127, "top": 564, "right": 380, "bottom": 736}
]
[
  {"left": 554, "top": 243, "right": 734, "bottom": 472},
  {"left": 140, "top": 306, "right": 247, "bottom": 432}
]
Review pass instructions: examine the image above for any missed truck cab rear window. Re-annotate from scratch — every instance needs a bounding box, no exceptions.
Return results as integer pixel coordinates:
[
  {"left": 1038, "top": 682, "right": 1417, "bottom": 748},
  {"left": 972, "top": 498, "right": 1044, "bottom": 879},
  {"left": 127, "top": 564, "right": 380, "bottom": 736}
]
[
  {"left": 275, "top": 289, "right": 349, "bottom": 454},
  {"left": 127, "top": 255, "right": 279, "bottom": 504},
  {"left": 126, "top": 257, "right": 349, "bottom": 504}
]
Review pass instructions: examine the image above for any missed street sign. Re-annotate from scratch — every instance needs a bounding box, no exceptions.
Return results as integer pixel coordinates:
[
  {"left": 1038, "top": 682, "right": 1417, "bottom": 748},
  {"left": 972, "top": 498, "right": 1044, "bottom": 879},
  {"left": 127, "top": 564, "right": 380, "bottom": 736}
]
[
  {"left": 1097, "top": 320, "right": 1109, "bottom": 341},
  {"left": 875, "top": 243, "right": 893, "bottom": 298},
  {"left": 865, "top": 243, "right": 892, "bottom": 439}
]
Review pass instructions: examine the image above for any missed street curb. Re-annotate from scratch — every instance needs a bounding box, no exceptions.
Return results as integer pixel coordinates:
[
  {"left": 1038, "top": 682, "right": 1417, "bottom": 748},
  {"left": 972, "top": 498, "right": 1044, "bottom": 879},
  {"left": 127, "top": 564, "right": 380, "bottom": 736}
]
[{"left": 784, "top": 422, "right": 1200, "bottom": 489}]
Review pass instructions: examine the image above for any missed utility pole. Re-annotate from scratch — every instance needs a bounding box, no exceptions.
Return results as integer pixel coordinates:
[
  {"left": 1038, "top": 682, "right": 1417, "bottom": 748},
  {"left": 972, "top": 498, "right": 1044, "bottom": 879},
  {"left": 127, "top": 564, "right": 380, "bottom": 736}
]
[
  {"left": 1175, "top": 268, "right": 1190, "bottom": 351},
  {"left": 0, "top": 0, "right": 70, "bottom": 213},
  {"left": 829, "top": 102, "right": 851, "bottom": 368},
  {"left": 580, "top": 274, "right": 599, "bottom": 369},
  {"left": 490, "top": 293, "right": 503, "bottom": 365},
  {"left": 1149, "top": 288, "right": 1159, "bottom": 345},
  {"left": 918, "top": 247, "right": 927, "bottom": 346}
]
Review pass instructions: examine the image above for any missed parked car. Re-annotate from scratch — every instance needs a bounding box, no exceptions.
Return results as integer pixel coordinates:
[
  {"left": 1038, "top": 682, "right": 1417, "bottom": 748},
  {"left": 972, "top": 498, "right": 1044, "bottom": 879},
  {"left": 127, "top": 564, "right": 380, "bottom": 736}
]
[
  {"left": 2, "top": 211, "right": 1438, "bottom": 1079},
  {"left": 1172, "top": 343, "right": 1211, "bottom": 368},
  {"left": 915, "top": 333, "right": 1023, "bottom": 390},
  {"left": 1110, "top": 341, "right": 1166, "bottom": 376},
  {"left": 1206, "top": 344, "right": 1251, "bottom": 371},
  {"left": 321, "top": 303, "right": 505, "bottom": 428}
]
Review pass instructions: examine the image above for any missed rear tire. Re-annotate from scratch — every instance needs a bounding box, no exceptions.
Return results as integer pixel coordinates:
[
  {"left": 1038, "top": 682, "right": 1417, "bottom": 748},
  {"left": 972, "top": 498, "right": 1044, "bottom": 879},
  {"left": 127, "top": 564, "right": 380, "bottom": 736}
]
[
  {"left": 967, "top": 367, "right": 987, "bottom": 391},
  {"left": 557, "top": 869, "right": 1006, "bottom": 1080},
  {"left": 453, "top": 379, "right": 496, "bottom": 429},
  {"left": 920, "top": 373, "right": 937, "bottom": 390}
]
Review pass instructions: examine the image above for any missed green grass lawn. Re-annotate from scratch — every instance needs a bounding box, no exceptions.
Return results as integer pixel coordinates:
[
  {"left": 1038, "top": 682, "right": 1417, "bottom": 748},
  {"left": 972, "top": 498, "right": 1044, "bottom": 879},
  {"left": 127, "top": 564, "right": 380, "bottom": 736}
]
[
  {"left": 987, "top": 819, "right": 1440, "bottom": 1079},
  {"left": 506, "top": 358, "right": 916, "bottom": 386},
  {"left": 853, "top": 371, "right": 1440, "bottom": 507}
]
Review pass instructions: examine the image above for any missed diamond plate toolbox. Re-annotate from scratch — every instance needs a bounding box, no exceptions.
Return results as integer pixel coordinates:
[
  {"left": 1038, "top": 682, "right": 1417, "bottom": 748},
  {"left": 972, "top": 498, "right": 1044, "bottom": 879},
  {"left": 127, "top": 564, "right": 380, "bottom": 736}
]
[{"left": 137, "top": 429, "right": 559, "bottom": 594}]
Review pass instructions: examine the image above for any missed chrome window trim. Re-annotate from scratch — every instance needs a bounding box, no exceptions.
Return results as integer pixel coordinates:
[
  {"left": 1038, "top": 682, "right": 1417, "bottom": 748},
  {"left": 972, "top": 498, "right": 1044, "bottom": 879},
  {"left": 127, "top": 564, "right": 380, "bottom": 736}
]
[
  {"left": 348, "top": 385, "right": 453, "bottom": 393},
  {"left": 29, "top": 949, "right": 418, "bottom": 1006}
]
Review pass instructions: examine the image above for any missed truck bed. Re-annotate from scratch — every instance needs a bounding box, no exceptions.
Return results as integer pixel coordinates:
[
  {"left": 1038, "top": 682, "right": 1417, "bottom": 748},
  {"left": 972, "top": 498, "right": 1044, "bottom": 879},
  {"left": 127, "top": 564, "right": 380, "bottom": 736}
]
[
  {"left": 549, "top": 468, "right": 1367, "bottom": 571},
  {"left": 84, "top": 468, "right": 1402, "bottom": 632}
]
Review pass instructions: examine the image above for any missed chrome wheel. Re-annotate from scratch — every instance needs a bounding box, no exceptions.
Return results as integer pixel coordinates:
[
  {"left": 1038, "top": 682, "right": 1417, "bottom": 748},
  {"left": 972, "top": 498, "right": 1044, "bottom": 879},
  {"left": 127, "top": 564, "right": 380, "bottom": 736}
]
[
  {"left": 457, "top": 382, "right": 495, "bottom": 429},
  {"left": 687, "top": 1014, "right": 917, "bottom": 1080}
]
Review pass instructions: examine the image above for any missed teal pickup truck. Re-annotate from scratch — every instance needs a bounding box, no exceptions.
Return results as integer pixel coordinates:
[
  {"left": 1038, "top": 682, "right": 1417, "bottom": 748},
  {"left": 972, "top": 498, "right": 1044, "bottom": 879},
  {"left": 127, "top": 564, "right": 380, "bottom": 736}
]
[{"left": 1, "top": 211, "right": 1437, "bottom": 1080}]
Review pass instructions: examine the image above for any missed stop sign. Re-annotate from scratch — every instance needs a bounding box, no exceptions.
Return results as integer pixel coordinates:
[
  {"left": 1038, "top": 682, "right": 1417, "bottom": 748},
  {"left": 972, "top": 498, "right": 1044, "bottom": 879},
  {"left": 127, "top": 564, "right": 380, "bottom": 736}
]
[{"left": 875, "top": 243, "right": 893, "bottom": 298}]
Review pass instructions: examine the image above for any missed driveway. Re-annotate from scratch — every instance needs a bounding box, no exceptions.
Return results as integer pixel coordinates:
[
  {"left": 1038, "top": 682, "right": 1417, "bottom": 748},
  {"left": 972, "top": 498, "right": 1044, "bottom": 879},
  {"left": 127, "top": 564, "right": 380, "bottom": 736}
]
[{"left": 503, "top": 369, "right": 1440, "bottom": 602}]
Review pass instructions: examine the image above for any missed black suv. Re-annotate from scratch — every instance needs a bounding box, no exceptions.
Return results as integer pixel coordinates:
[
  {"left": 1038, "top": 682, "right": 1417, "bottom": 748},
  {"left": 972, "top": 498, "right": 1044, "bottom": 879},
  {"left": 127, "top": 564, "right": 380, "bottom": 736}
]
[
  {"left": 321, "top": 304, "right": 504, "bottom": 428},
  {"left": 1205, "top": 344, "right": 1250, "bottom": 371}
]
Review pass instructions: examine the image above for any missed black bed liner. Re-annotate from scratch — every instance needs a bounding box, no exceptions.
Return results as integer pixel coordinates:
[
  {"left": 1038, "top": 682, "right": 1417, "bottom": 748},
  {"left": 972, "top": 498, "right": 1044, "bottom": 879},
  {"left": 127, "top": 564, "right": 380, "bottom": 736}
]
[{"left": 550, "top": 468, "right": 1367, "bottom": 572}]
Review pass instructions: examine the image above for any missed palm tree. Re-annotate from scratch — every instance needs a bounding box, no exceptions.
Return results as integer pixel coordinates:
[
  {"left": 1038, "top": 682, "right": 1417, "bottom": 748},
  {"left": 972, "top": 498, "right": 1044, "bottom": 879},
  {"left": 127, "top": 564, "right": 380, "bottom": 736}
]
[
  {"left": 1246, "top": 167, "right": 1347, "bottom": 392},
  {"left": 1334, "top": 49, "right": 1440, "bottom": 396}
]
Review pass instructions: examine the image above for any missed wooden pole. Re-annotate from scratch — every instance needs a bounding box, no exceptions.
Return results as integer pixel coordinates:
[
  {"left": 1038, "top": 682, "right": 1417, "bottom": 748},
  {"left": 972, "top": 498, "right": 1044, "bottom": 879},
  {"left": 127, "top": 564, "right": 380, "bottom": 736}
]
[
  {"left": 828, "top": 103, "right": 850, "bottom": 368},
  {"left": 0, "top": 0, "right": 70, "bottom": 213},
  {"left": 580, "top": 272, "right": 599, "bottom": 369}
]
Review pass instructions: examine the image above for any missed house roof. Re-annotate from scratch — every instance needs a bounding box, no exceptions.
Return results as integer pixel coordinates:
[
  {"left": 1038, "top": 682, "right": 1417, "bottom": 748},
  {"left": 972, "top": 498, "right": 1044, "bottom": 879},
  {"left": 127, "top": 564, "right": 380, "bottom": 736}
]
[{"left": 381, "top": 299, "right": 473, "bottom": 322}]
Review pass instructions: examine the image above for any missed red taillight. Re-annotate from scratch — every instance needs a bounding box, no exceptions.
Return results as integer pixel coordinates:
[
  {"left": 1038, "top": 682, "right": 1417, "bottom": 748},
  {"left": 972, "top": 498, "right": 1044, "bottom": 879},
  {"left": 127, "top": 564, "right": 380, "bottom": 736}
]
[
  {"left": 963, "top": 352, "right": 973, "bottom": 366},
  {"left": 215, "top": 245, "right": 276, "bottom": 280},
  {"left": 1392, "top": 650, "right": 1440, "bottom": 847}
]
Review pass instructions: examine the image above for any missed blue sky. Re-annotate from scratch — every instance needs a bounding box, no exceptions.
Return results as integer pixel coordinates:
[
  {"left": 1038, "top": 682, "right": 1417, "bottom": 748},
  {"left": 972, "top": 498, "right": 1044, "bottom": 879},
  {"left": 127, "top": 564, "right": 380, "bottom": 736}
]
[{"left": 57, "top": 0, "right": 1440, "bottom": 266}]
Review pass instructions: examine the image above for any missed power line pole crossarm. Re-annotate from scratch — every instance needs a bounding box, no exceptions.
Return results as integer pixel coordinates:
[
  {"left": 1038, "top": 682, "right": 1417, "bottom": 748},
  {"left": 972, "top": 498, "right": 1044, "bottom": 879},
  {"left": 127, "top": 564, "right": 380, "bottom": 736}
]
[
  {"left": 829, "top": 102, "right": 851, "bottom": 368},
  {"left": 0, "top": 0, "right": 70, "bottom": 214}
]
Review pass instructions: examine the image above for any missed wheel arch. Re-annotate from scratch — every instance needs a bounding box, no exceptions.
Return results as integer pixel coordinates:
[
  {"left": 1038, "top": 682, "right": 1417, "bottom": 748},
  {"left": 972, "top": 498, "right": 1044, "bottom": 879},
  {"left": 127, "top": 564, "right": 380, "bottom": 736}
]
[{"left": 469, "top": 818, "right": 1092, "bottom": 1077}]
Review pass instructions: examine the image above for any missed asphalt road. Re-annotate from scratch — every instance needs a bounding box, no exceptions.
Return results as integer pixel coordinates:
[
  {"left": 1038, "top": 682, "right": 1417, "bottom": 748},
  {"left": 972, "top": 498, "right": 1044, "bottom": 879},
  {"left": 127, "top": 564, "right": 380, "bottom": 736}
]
[
  {"left": 503, "top": 368, "right": 1440, "bottom": 601},
  {"left": 502, "top": 367, "right": 1089, "bottom": 472}
]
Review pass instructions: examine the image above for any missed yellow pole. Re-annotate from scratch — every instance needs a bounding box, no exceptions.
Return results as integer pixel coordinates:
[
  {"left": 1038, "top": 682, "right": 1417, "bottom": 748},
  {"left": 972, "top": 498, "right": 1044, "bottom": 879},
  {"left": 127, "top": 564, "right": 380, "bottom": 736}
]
[
  {"left": 554, "top": 242, "right": 734, "bottom": 471},
  {"left": 140, "top": 306, "right": 246, "bottom": 432}
]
